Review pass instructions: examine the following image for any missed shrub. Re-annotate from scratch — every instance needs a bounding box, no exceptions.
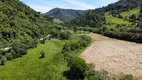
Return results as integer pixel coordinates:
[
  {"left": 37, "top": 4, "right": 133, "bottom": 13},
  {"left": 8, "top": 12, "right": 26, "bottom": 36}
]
[
  {"left": 118, "top": 14, "right": 123, "bottom": 19},
  {"left": 40, "top": 50, "right": 45, "bottom": 58},
  {"left": 62, "top": 35, "right": 91, "bottom": 53},
  {"left": 49, "top": 28, "right": 59, "bottom": 38},
  {"left": 140, "top": 4, "right": 142, "bottom": 13},
  {"left": 0, "top": 54, "right": 2, "bottom": 60},
  {"left": 85, "top": 66, "right": 101, "bottom": 80},
  {"left": 124, "top": 75, "right": 133, "bottom": 80},
  {"left": 5, "top": 53, "right": 13, "bottom": 60},
  {"left": 11, "top": 42, "right": 28, "bottom": 57},
  {"left": 10, "top": 49, "right": 16, "bottom": 59},
  {"left": 62, "top": 35, "right": 92, "bottom": 80},
  {"left": 129, "top": 14, "right": 137, "bottom": 22},
  {"left": 58, "top": 31, "right": 71, "bottom": 40},
  {"left": 64, "top": 57, "right": 87, "bottom": 80},
  {"left": 0, "top": 58, "right": 5, "bottom": 65},
  {"left": 62, "top": 43, "right": 72, "bottom": 52},
  {"left": 40, "top": 38, "right": 46, "bottom": 44}
]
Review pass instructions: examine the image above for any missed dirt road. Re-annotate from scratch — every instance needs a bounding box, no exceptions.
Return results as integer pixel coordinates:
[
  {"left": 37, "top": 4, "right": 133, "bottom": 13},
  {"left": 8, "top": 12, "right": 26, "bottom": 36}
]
[{"left": 81, "top": 33, "right": 142, "bottom": 78}]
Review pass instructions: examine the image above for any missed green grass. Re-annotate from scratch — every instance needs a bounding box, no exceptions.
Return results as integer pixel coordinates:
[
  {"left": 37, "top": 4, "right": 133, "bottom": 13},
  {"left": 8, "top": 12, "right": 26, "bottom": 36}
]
[
  {"left": 0, "top": 33, "right": 92, "bottom": 80},
  {"left": 121, "top": 8, "right": 140, "bottom": 19},
  {"left": 53, "top": 18, "right": 64, "bottom": 24},
  {"left": 105, "top": 12, "right": 131, "bottom": 25},
  {"left": 0, "top": 39, "right": 68, "bottom": 80}
]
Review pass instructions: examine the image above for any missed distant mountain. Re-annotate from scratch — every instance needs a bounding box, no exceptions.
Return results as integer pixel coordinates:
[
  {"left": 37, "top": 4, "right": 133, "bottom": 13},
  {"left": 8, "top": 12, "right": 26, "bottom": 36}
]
[{"left": 43, "top": 8, "right": 88, "bottom": 22}]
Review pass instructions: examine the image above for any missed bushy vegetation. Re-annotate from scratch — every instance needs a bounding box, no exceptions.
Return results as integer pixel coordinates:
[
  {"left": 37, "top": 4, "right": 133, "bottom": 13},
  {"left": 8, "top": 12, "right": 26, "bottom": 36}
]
[
  {"left": 0, "top": 0, "right": 51, "bottom": 61},
  {"left": 0, "top": 33, "right": 100, "bottom": 80},
  {"left": 62, "top": 35, "right": 91, "bottom": 53},
  {"left": 0, "top": 0, "right": 71, "bottom": 62},
  {"left": 49, "top": 28, "right": 71, "bottom": 40},
  {"left": 71, "top": 10, "right": 105, "bottom": 28},
  {"left": 61, "top": 35, "right": 100, "bottom": 80},
  {"left": 103, "top": 7, "right": 142, "bottom": 43},
  {"left": 0, "top": 39, "right": 68, "bottom": 80},
  {"left": 105, "top": 0, "right": 142, "bottom": 15},
  {"left": 72, "top": 1, "right": 142, "bottom": 44},
  {"left": 103, "top": 31, "right": 142, "bottom": 43},
  {"left": 69, "top": 0, "right": 142, "bottom": 44},
  {"left": 40, "top": 50, "right": 45, "bottom": 58}
]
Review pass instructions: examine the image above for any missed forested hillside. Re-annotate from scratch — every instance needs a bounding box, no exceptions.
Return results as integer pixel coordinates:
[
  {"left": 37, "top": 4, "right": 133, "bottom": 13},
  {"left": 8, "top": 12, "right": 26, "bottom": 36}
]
[
  {"left": 0, "top": 0, "right": 51, "bottom": 60},
  {"left": 70, "top": 9, "right": 106, "bottom": 28},
  {"left": 71, "top": 0, "right": 142, "bottom": 43},
  {"left": 44, "top": 8, "right": 88, "bottom": 22}
]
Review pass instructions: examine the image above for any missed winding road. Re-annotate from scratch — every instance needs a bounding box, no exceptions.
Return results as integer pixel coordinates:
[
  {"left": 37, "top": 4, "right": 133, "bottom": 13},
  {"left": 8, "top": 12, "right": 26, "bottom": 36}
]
[{"left": 81, "top": 33, "right": 142, "bottom": 78}]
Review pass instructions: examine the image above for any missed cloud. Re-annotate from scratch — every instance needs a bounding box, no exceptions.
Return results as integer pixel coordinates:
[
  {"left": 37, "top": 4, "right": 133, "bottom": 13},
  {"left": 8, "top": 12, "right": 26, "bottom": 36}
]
[
  {"left": 63, "top": 0, "right": 95, "bottom": 9},
  {"left": 20, "top": 0, "right": 118, "bottom": 13},
  {"left": 29, "top": 5, "right": 52, "bottom": 13},
  {"left": 99, "top": 0, "right": 118, "bottom": 7}
]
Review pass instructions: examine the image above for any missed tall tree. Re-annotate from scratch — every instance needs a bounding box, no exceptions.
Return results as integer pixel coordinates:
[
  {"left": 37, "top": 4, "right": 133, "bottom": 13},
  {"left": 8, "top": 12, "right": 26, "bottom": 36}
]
[{"left": 140, "top": 4, "right": 142, "bottom": 13}]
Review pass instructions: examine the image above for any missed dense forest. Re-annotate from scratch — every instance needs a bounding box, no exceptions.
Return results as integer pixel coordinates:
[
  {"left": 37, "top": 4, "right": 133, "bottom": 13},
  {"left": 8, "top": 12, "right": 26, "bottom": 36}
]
[
  {"left": 0, "top": 0, "right": 53, "bottom": 62},
  {"left": 70, "top": 10, "right": 106, "bottom": 28}
]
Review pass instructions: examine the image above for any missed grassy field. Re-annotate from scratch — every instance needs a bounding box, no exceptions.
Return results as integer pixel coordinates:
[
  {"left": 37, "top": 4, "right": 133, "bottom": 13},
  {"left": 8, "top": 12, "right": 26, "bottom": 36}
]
[
  {"left": 105, "top": 12, "right": 131, "bottom": 25},
  {"left": 0, "top": 39, "right": 68, "bottom": 80},
  {"left": 120, "top": 8, "right": 140, "bottom": 19},
  {"left": 0, "top": 33, "right": 91, "bottom": 80},
  {"left": 53, "top": 18, "right": 64, "bottom": 24}
]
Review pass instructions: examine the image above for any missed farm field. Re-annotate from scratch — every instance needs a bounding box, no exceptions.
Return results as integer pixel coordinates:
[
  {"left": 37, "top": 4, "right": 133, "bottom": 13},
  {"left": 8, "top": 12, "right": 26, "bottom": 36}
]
[{"left": 81, "top": 33, "right": 142, "bottom": 78}]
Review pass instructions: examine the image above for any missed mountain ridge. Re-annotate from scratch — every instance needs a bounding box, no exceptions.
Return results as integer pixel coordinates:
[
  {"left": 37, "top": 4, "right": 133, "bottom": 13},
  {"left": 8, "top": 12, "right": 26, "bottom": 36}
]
[{"left": 43, "top": 8, "right": 89, "bottom": 22}]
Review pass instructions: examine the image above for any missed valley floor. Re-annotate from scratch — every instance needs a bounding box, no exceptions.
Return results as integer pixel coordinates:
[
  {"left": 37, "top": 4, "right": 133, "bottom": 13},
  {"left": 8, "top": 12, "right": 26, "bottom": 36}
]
[
  {"left": 81, "top": 33, "right": 142, "bottom": 78},
  {"left": 0, "top": 39, "right": 67, "bottom": 80}
]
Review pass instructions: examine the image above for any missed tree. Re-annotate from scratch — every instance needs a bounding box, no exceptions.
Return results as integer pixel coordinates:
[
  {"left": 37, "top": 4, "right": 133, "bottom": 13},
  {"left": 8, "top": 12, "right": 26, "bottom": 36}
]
[
  {"left": 40, "top": 38, "right": 46, "bottom": 44},
  {"left": 130, "top": 14, "right": 137, "bottom": 22},
  {"left": 1, "top": 58, "right": 5, "bottom": 65},
  {"left": 140, "top": 4, "right": 142, "bottom": 13},
  {"left": 118, "top": 14, "right": 123, "bottom": 19},
  {"left": 40, "top": 50, "right": 45, "bottom": 58},
  {"left": 64, "top": 57, "right": 87, "bottom": 80},
  {"left": 10, "top": 49, "right": 16, "bottom": 59},
  {"left": 73, "top": 26, "right": 77, "bottom": 32},
  {"left": 59, "top": 31, "right": 71, "bottom": 40},
  {"left": 0, "top": 33, "right": 2, "bottom": 39},
  {"left": 140, "top": 8, "right": 142, "bottom": 14}
]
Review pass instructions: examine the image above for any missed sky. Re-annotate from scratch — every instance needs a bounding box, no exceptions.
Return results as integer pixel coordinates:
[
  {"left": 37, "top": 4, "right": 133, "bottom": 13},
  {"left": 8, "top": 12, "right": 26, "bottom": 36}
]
[{"left": 20, "top": 0, "right": 119, "bottom": 13}]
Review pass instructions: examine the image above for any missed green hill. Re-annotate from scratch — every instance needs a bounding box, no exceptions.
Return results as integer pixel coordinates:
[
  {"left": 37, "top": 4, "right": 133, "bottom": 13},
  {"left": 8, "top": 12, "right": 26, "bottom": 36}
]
[
  {"left": 105, "top": 12, "right": 131, "bottom": 25},
  {"left": 71, "top": 0, "right": 142, "bottom": 43},
  {"left": 120, "top": 8, "right": 140, "bottom": 19},
  {"left": 44, "top": 8, "right": 88, "bottom": 22},
  {"left": 0, "top": 0, "right": 51, "bottom": 45},
  {"left": 0, "top": 0, "right": 53, "bottom": 60}
]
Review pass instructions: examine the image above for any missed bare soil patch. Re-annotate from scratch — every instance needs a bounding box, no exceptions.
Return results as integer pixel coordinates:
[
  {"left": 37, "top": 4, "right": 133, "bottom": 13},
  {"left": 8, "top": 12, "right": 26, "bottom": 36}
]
[{"left": 81, "top": 33, "right": 142, "bottom": 78}]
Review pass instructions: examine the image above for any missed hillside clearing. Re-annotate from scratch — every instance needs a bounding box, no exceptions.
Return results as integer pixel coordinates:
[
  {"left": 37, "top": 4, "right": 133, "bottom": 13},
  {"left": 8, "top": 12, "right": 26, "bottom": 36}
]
[
  {"left": 81, "top": 33, "right": 142, "bottom": 78},
  {"left": 120, "top": 8, "right": 140, "bottom": 19},
  {"left": 105, "top": 12, "right": 131, "bottom": 25}
]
